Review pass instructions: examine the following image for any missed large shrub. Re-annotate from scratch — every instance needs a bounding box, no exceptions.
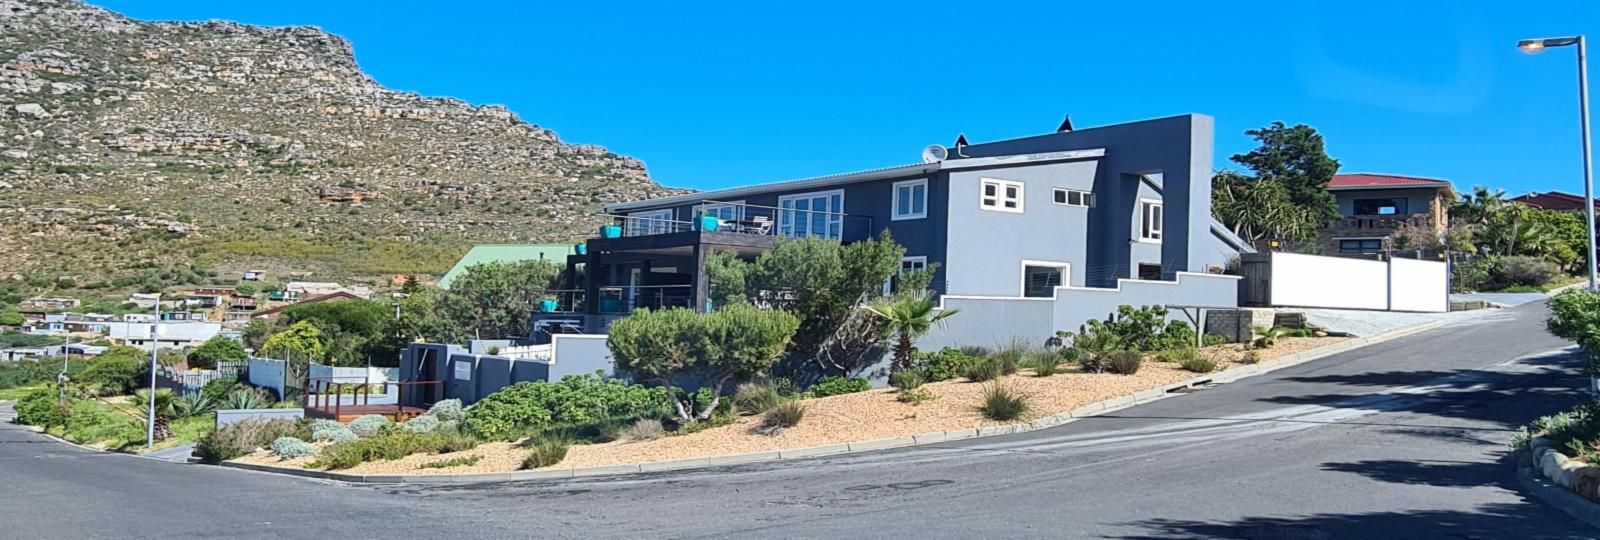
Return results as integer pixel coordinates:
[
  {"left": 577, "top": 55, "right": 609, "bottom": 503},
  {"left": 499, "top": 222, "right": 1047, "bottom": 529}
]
[
  {"left": 608, "top": 303, "right": 799, "bottom": 422},
  {"left": 187, "top": 336, "right": 246, "bottom": 370},
  {"left": 349, "top": 414, "right": 392, "bottom": 437},
  {"left": 1549, "top": 289, "right": 1600, "bottom": 372},
  {"left": 463, "top": 374, "right": 672, "bottom": 440},
  {"left": 271, "top": 436, "right": 317, "bottom": 459},
  {"left": 14, "top": 389, "right": 61, "bottom": 427},
  {"left": 196, "top": 418, "right": 310, "bottom": 463},
  {"left": 425, "top": 399, "right": 465, "bottom": 423},
  {"left": 79, "top": 356, "right": 146, "bottom": 396},
  {"left": 912, "top": 347, "right": 975, "bottom": 382},
  {"left": 1495, "top": 255, "right": 1558, "bottom": 288},
  {"left": 1058, "top": 305, "right": 1194, "bottom": 354}
]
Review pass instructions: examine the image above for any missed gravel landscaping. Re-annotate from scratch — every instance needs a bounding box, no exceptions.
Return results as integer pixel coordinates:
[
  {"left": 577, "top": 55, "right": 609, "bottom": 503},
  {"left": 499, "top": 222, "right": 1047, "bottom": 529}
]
[{"left": 231, "top": 337, "right": 1344, "bottom": 476}]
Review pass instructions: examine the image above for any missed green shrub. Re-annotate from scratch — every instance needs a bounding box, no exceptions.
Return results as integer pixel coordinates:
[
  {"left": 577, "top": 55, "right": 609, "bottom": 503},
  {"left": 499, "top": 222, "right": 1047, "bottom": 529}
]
[
  {"left": 199, "top": 377, "right": 240, "bottom": 403},
  {"left": 1495, "top": 255, "right": 1558, "bottom": 287},
  {"left": 732, "top": 382, "right": 781, "bottom": 416},
  {"left": 807, "top": 376, "right": 870, "bottom": 397},
  {"left": 464, "top": 375, "right": 671, "bottom": 440},
  {"left": 349, "top": 414, "right": 392, "bottom": 437},
  {"left": 989, "top": 345, "right": 1024, "bottom": 376},
  {"left": 1104, "top": 351, "right": 1143, "bottom": 375},
  {"left": 79, "top": 357, "right": 145, "bottom": 396},
  {"left": 1179, "top": 355, "right": 1218, "bottom": 373},
  {"left": 312, "top": 429, "right": 481, "bottom": 470},
  {"left": 425, "top": 399, "right": 465, "bottom": 423},
  {"left": 62, "top": 400, "right": 144, "bottom": 447},
  {"left": 1025, "top": 351, "right": 1062, "bottom": 377},
  {"left": 1156, "top": 348, "right": 1198, "bottom": 364},
  {"left": 1516, "top": 402, "right": 1600, "bottom": 459},
  {"left": 978, "top": 384, "right": 1028, "bottom": 421},
  {"left": 312, "top": 424, "right": 357, "bottom": 443},
  {"left": 224, "top": 388, "right": 272, "bottom": 410},
  {"left": 419, "top": 455, "right": 481, "bottom": 469},
  {"left": 1202, "top": 334, "right": 1227, "bottom": 347},
  {"left": 271, "top": 436, "right": 317, "bottom": 459},
  {"left": 1240, "top": 350, "right": 1262, "bottom": 364},
  {"left": 1058, "top": 305, "right": 1196, "bottom": 353},
  {"left": 912, "top": 347, "right": 975, "bottom": 382},
  {"left": 623, "top": 418, "right": 664, "bottom": 441},
  {"left": 963, "top": 358, "right": 1003, "bottom": 382},
  {"left": 520, "top": 438, "right": 569, "bottom": 469},
  {"left": 958, "top": 346, "right": 992, "bottom": 358},
  {"left": 196, "top": 418, "right": 310, "bottom": 463},
  {"left": 897, "top": 387, "right": 934, "bottom": 404},
  {"left": 760, "top": 401, "right": 805, "bottom": 432},
  {"left": 1252, "top": 326, "right": 1291, "bottom": 349},
  {"left": 14, "top": 389, "right": 57, "bottom": 426},
  {"left": 889, "top": 370, "right": 925, "bottom": 391},
  {"left": 402, "top": 415, "right": 441, "bottom": 433}
]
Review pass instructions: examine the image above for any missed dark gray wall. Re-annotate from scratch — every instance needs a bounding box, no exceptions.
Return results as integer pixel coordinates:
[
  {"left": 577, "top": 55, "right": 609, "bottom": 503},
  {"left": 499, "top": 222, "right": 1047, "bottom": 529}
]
[{"left": 622, "top": 174, "right": 952, "bottom": 293}]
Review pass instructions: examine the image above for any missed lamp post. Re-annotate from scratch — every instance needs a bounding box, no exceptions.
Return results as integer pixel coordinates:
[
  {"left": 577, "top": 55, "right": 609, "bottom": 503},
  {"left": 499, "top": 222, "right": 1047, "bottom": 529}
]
[{"left": 1520, "top": 36, "right": 1596, "bottom": 291}]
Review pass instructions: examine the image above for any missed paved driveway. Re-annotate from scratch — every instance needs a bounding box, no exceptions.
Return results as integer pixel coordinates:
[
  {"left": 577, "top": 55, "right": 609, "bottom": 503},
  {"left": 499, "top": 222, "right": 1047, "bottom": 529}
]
[{"left": 1, "top": 302, "right": 1595, "bottom": 539}]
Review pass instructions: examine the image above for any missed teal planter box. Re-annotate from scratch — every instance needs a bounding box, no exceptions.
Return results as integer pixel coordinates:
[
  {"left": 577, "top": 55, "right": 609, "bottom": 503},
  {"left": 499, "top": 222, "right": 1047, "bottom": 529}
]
[
  {"left": 538, "top": 299, "right": 559, "bottom": 313},
  {"left": 600, "top": 225, "right": 622, "bottom": 238},
  {"left": 697, "top": 215, "right": 720, "bottom": 232},
  {"left": 574, "top": 243, "right": 587, "bottom": 255},
  {"left": 599, "top": 298, "right": 623, "bottom": 313}
]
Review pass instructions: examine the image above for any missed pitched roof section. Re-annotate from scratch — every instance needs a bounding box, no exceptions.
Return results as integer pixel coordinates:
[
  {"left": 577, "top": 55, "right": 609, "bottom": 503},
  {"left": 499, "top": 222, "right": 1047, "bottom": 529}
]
[
  {"left": 1326, "top": 173, "right": 1452, "bottom": 190},
  {"left": 439, "top": 244, "right": 574, "bottom": 289},
  {"left": 1510, "top": 191, "right": 1600, "bottom": 211}
]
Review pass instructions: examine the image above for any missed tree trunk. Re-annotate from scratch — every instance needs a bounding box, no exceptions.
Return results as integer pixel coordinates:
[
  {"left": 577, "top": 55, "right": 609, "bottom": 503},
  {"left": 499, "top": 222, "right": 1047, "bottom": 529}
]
[
  {"left": 893, "top": 332, "right": 914, "bottom": 372},
  {"left": 154, "top": 416, "right": 172, "bottom": 441}
]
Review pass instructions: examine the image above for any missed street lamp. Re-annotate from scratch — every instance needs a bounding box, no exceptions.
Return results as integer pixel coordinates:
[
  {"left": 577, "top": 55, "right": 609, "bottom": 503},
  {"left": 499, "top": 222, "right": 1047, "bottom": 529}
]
[{"left": 1519, "top": 35, "right": 1596, "bottom": 291}]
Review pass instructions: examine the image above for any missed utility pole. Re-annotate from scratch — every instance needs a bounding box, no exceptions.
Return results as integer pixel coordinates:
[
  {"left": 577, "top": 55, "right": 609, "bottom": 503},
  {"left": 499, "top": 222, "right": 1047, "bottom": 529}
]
[{"left": 145, "top": 297, "right": 160, "bottom": 448}]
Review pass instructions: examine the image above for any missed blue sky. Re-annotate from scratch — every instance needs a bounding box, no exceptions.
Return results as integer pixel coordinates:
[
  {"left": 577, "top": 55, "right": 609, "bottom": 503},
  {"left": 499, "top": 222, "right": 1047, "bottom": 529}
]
[{"left": 95, "top": 1, "right": 1599, "bottom": 195}]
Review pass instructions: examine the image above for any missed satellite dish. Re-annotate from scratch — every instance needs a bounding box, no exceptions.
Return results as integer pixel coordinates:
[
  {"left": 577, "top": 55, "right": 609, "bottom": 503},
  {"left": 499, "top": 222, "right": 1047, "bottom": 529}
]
[{"left": 921, "top": 144, "right": 948, "bottom": 163}]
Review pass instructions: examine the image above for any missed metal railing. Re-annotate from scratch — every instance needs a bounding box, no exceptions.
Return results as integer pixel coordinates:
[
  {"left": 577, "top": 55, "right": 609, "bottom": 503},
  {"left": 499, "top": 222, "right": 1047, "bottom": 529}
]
[
  {"left": 541, "top": 284, "right": 695, "bottom": 314},
  {"left": 600, "top": 201, "right": 875, "bottom": 242},
  {"left": 1335, "top": 212, "right": 1436, "bottom": 231}
]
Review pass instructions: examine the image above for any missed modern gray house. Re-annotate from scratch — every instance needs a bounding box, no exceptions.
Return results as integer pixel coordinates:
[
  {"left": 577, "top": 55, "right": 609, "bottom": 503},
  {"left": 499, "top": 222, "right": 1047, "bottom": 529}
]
[{"left": 532, "top": 113, "right": 1249, "bottom": 351}]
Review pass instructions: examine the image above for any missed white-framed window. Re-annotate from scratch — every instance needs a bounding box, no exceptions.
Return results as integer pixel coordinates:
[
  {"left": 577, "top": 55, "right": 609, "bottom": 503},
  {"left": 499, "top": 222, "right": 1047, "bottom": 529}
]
[
  {"left": 883, "top": 256, "right": 929, "bottom": 295},
  {"left": 1138, "top": 199, "right": 1163, "bottom": 243},
  {"left": 694, "top": 200, "right": 745, "bottom": 222},
  {"left": 1052, "top": 188, "right": 1093, "bottom": 208},
  {"left": 626, "top": 209, "right": 675, "bottom": 236},
  {"left": 1020, "top": 260, "right": 1070, "bottom": 298},
  {"left": 778, "top": 190, "right": 845, "bottom": 239},
  {"left": 892, "top": 179, "right": 928, "bottom": 221},
  {"left": 980, "top": 178, "right": 1024, "bottom": 213}
]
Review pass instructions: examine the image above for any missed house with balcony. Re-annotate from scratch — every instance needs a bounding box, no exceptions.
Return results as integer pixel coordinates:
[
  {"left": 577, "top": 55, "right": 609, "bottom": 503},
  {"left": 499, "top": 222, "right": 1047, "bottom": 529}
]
[
  {"left": 1319, "top": 173, "right": 1455, "bottom": 255},
  {"left": 532, "top": 114, "right": 1250, "bottom": 350}
]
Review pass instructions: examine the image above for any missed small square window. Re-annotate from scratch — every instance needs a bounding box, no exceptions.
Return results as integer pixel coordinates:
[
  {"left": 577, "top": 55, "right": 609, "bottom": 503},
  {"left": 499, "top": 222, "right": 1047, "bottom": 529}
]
[{"left": 980, "top": 179, "right": 1024, "bottom": 213}]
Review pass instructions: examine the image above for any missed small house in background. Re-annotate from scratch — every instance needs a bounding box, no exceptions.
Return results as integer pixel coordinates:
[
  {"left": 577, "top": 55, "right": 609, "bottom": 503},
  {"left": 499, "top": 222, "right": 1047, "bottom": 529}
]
[
  {"left": 282, "top": 281, "right": 374, "bottom": 300},
  {"left": 1319, "top": 173, "right": 1455, "bottom": 256},
  {"left": 20, "top": 297, "right": 80, "bottom": 310},
  {"left": 439, "top": 244, "right": 575, "bottom": 290},
  {"left": 242, "top": 270, "right": 266, "bottom": 281},
  {"left": 252, "top": 291, "right": 364, "bottom": 321},
  {"left": 1510, "top": 190, "right": 1600, "bottom": 212},
  {"left": 127, "top": 292, "right": 160, "bottom": 308}
]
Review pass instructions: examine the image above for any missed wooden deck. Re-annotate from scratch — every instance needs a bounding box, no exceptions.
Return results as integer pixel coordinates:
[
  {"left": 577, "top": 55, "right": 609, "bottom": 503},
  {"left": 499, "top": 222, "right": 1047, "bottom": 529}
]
[{"left": 304, "top": 404, "right": 428, "bottom": 423}]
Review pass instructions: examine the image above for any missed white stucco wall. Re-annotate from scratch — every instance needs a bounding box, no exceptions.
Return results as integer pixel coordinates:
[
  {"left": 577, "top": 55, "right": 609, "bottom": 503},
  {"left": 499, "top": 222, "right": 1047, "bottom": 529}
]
[
  {"left": 1269, "top": 253, "right": 1388, "bottom": 310},
  {"left": 1388, "top": 258, "right": 1448, "bottom": 313}
]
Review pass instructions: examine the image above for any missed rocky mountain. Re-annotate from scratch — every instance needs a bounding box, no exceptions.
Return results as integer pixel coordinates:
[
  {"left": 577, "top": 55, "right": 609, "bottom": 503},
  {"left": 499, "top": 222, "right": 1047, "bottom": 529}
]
[{"left": 0, "top": 0, "right": 676, "bottom": 290}]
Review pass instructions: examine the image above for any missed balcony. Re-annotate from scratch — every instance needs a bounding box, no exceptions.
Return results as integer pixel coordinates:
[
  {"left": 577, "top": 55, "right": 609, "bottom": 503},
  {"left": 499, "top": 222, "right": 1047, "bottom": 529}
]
[
  {"left": 538, "top": 285, "right": 695, "bottom": 315},
  {"left": 1332, "top": 212, "right": 1436, "bottom": 232},
  {"left": 595, "top": 201, "right": 876, "bottom": 244}
]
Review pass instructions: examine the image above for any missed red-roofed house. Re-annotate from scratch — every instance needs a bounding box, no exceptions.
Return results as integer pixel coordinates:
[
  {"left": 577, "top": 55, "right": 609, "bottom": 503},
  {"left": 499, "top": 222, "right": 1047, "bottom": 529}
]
[
  {"left": 1320, "top": 173, "right": 1456, "bottom": 255},
  {"left": 1509, "top": 190, "right": 1600, "bottom": 212}
]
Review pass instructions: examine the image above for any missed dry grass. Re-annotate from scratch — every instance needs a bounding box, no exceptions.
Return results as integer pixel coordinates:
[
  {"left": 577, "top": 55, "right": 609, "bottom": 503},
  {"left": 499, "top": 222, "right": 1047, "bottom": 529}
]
[{"left": 230, "top": 337, "right": 1344, "bottom": 475}]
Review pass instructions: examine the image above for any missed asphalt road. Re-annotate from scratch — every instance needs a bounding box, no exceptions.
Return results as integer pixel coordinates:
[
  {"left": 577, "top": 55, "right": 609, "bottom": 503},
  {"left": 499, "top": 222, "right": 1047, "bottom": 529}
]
[{"left": 2, "top": 302, "right": 1596, "bottom": 539}]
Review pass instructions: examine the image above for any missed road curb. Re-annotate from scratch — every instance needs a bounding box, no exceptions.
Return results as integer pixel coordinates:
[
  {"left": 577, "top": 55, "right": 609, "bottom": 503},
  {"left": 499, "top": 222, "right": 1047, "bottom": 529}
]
[
  {"left": 1518, "top": 450, "right": 1600, "bottom": 531},
  {"left": 217, "top": 319, "right": 1452, "bottom": 485}
]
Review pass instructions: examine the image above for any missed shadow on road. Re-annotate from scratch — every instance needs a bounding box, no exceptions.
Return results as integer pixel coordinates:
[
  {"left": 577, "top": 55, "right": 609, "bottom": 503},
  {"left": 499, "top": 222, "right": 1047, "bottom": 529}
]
[
  {"left": 1254, "top": 348, "right": 1590, "bottom": 430},
  {"left": 1319, "top": 458, "right": 1508, "bottom": 489},
  {"left": 1115, "top": 502, "right": 1590, "bottom": 539}
]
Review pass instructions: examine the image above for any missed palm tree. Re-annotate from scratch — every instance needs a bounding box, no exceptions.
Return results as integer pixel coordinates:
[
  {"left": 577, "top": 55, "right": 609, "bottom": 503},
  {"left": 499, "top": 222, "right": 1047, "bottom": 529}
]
[
  {"left": 134, "top": 388, "right": 185, "bottom": 441},
  {"left": 864, "top": 292, "right": 959, "bottom": 373}
]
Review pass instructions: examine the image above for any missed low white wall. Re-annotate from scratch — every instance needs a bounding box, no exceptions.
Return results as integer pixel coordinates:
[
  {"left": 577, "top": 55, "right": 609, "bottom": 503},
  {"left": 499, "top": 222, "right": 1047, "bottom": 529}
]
[
  {"left": 1270, "top": 253, "right": 1389, "bottom": 310},
  {"left": 1389, "top": 257, "right": 1449, "bottom": 313},
  {"left": 550, "top": 334, "right": 616, "bottom": 381}
]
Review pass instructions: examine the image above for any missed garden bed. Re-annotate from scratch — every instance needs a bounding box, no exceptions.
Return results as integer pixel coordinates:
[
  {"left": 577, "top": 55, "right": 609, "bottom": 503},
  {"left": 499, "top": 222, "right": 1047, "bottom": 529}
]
[{"left": 230, "top": 337, "right": 1343, "bottom": 475}]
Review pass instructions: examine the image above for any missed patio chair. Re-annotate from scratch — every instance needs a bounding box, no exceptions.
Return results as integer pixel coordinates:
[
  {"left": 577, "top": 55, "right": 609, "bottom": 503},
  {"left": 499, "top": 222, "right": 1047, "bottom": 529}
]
[{"left": 746, "top": 215, "right": 772, "bottom": 235}]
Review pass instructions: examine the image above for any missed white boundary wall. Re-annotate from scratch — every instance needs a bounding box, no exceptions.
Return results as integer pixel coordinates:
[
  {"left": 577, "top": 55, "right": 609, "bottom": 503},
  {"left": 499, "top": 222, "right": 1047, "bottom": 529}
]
[
  {"left": 1266, "top": 252, "right": 1447, "bottom": 313},
  {"left": 1388, "top": 257, "right": 1449, "bottom": 312}
]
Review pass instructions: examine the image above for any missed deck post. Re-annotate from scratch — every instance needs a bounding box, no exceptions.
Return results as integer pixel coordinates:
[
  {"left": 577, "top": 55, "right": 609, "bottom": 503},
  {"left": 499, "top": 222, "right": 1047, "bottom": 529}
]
[{"left": 692, "top": 242, "right": 709, "bottom": 313}]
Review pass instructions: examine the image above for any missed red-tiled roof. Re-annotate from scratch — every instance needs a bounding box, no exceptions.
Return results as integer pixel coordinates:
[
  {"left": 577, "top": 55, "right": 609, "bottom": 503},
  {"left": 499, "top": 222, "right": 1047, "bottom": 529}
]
[
  {"left": 1326, "top": 173, "right": 1452, "bottom": 189},
  {"left": 1511, "top": 191, "right": 1600, "bottom": 211}
]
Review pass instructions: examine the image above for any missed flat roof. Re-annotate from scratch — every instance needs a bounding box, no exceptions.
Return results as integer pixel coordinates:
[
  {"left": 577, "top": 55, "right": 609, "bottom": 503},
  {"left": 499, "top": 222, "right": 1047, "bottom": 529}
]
[{"left": 602, "top": 148, "right": 1106, "bottom": 213}]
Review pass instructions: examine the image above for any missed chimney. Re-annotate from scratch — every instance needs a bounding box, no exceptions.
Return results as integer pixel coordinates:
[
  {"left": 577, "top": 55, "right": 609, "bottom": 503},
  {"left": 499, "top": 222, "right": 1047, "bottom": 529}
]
[{"left": 1057, "top": 115, "right": 1074, "bottom": 133}]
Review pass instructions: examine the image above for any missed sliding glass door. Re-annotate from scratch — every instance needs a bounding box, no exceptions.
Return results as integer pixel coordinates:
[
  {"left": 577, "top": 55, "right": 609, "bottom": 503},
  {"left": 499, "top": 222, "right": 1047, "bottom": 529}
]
[{"left": 777, "top": 190, "right": 844, "bottom": 240}]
